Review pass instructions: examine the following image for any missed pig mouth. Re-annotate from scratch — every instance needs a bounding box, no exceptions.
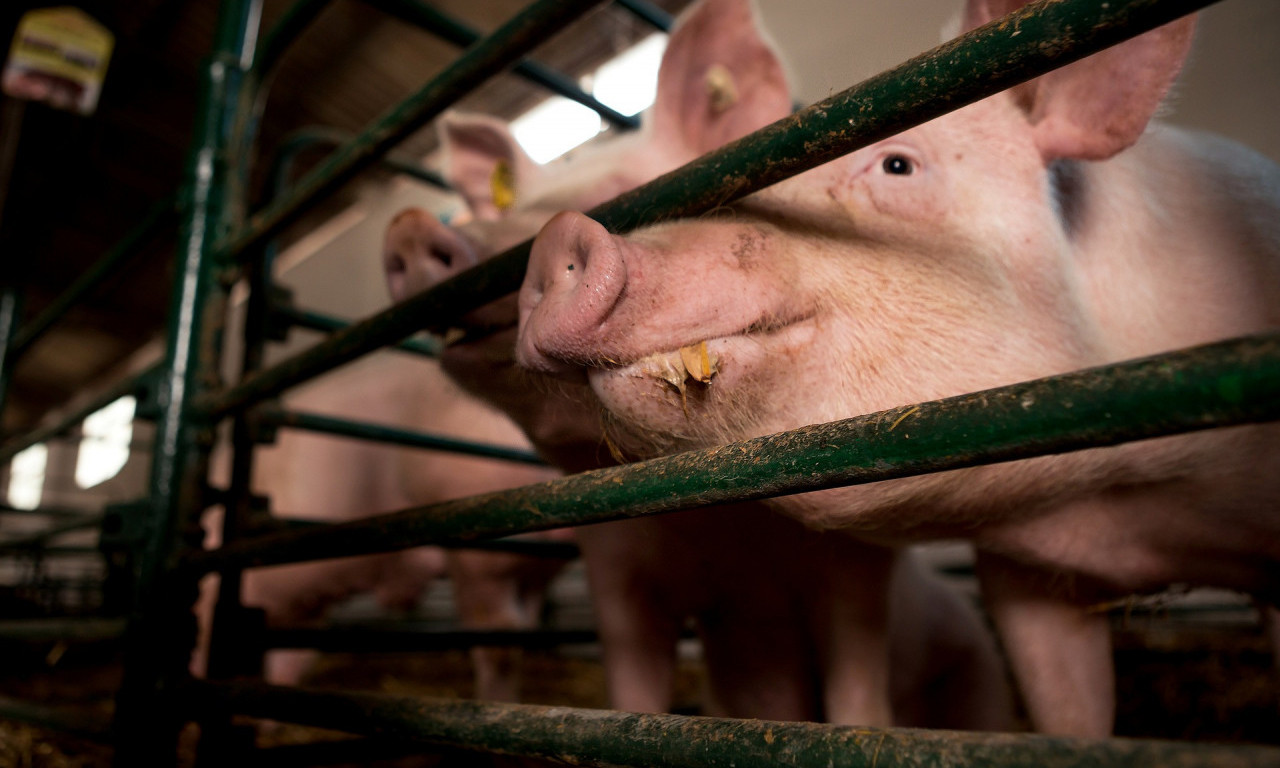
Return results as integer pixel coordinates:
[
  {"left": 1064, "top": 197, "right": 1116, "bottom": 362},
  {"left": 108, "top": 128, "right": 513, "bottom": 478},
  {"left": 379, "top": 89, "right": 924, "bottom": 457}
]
[{"left": 588, "top": 310, "right": 816, "bottom": 393}]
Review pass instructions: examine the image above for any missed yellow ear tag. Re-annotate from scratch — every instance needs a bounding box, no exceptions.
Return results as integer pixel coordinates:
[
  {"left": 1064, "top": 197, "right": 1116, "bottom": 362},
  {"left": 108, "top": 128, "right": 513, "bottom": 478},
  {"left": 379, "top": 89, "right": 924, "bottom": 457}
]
[
  {"left": 705, "top": 63, "right": 739, "bottom": 114},
  {"left": 491, "top": 160, "right": 517, "bottom": 212}
]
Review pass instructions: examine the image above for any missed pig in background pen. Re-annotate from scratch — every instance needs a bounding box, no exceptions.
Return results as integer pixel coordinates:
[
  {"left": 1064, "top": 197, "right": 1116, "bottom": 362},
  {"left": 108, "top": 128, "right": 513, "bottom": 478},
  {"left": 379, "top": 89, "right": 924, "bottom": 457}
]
[{"left": 517, "top": 0, "right": 1280, "bottom": 741}]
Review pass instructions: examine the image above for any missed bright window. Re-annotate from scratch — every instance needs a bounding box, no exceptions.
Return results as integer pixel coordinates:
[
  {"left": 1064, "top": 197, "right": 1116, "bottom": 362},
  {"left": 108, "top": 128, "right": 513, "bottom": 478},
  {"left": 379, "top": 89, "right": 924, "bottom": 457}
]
[
  {"left": 74, "top": 395, "right": 136, "bottom": 488},
  {"left": 512, "top": 33, "right": 667, "bottom": 164},
  {"left": 511, "top": 97, "right": 604, "bottom": 165},
  {"left": 8, "top": 443, "right": 48, "bottom": 510},
  {"left": 592, "top": 33, "right": 666, "bottom": 117}
]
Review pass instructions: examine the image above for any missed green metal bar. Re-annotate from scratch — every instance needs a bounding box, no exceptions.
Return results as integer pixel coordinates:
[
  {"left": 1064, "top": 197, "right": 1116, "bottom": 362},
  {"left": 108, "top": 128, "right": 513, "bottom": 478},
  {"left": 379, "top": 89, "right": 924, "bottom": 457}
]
[
  {"left": 196, "top": 0, "right": 1215, "bottom": 420},
  {"left": 0, "top": 515, "right": 103, "bottom": 550},
  {"left": 258, "top": 407, "right": 546, "bottom": 465},
  {"left": 215, "top": 0, "right": 610, "bottom": 268},
  {"left": 0, "top": 362, "right": 160, "bottom": 464},
  {"left": 265, "top": 625, "right": 597, "bottom": 652},
  {"left": 9, "top": 198, "right": 178, "bottom": 362},
  {"left": 0, "top": 503, "right": 103, "bottom": 518},
  {"left": 187, "top": 333, "right": 1280, "bottom": 573},
  {"left": 245, "top": 515, "right": 578, "bottom": 557},
  {"left": 111, "top": 1, "right": 261, "bottom": 763},
  {"left": 182, "top": 680, "right": 1280, "bottom": 767},
  {"left": 0, "top": 694, "right": 113, "bottom": 743},
  {"left": 614, "top": 0, "right": 672, "bottom": 31},
  {"left": 359, "top": 0, "right": 639, "bottom": 130},
  {"left": 266, "top": 126, "right": 449, "bottom": 193},
  {"left": 0, "top": 618, "right": 126, "bottom": 642},
  {"left": 0, "top": 287, "right": 22, "bottom": 421},
  {"left": 2, "top": 545, "right": 103, "bottom": 556},
  {"left": 253, "top": 0, "right": 334, "bottom": 77},
  {"left": 273, "top": 304, "right": 442, "bottom": 357}
]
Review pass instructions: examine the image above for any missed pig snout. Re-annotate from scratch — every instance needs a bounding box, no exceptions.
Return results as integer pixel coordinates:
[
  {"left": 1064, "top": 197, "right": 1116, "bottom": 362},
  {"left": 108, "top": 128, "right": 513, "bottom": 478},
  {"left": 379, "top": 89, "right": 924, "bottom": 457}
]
[
  {"left": 518, "top": 212, "right": 628, "bottom": 378},
  {"left": 383, "top": 208, "right": 481, "bottom": 302}
]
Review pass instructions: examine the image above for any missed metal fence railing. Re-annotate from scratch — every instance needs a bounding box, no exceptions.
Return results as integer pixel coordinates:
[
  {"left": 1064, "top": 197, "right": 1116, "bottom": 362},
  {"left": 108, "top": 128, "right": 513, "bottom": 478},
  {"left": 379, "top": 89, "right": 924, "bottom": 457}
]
[{"left": 0, "top": 0, "right": 1275, "bottom": 765}]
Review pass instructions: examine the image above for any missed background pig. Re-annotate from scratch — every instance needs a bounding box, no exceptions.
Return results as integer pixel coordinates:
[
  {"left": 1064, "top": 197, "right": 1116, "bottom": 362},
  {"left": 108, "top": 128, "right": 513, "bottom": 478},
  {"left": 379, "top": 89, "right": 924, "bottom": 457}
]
[
  {"left": 517, "top": 0, "right": 1280, "bottom": 736},
  {"left": 194, "top": 356, "right": 564, "bottom": 699},
  {"left": 384, "top": 0, "right": 1013, "bottom": 728}
]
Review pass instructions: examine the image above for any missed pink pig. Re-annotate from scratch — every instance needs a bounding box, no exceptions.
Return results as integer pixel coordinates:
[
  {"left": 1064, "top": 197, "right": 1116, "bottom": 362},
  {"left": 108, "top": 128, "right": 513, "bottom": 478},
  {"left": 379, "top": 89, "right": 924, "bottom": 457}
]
[
  {"left": 193, "top": 355, "right": 565, "bottom": 700},
  {"left": 518, "top": 0, "right": 1280, "bottom": 736},
  {"left": 384, "top": 0, "right": 1013, "bottom": 728}
]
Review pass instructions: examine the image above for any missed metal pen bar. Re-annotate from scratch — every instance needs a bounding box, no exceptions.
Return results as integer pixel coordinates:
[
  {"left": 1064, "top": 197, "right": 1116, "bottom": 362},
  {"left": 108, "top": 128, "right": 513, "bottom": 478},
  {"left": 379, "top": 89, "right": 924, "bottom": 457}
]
[
  {"left": 9, "top": 198, "right": 178, "bottom": 361},
  {"left": 614, "top": 0, "right": 672, "bottom": 31},
  {"left": 111, "top": 1, "right": 261, "bottom": 761},
  {"left": 0, "top": 503, "right": 106, "bottom": 518},
  {"left": 258, "top": 407, "right": 546, "bottom": 465},
  {"left": 0, "top": 362, "right": 160, "bottom": 464},
  {"left": 4, "top": 545, "right": 104, "bottom": 556},
  {"left": 188, "top": 333, "right": 1280, "bottom": 573},
  {"left": 265, "top": 126, "right": 449, "bottom": 193},
  {"left": 0, "top": 515, "right": 104, "bottom": 550},
  {"left": 265, "top": 625, "right": 597, "bottom": 652},
  {"left": 253, "top": 0, "right": 335, "bottom": 77},
  {"left": 182, "top": 680, "right": 1280, "bottom": 767},
  {"left": 361, "top": 0, "right": 639, "bottom": 130},
  {"left": 0, "top": 694, "right": 113, "bottom": 743},
  {"left": 215, "top": 0, "right": 610, "bottom": 267},
  {"left": 244, "top": 515, "right": 578, "bottom": 557},
  {"left": 0, "top": 618, "right": 126, "bottom": 642},
  {"left": 0, "top": 287, "right": 22, "bottom": 420},
  {"left": 273, "top": 304, "right": 442, "bottom": 357},
  {"left": 197, "top": 0, "right": 1214, "bottom": 420}
]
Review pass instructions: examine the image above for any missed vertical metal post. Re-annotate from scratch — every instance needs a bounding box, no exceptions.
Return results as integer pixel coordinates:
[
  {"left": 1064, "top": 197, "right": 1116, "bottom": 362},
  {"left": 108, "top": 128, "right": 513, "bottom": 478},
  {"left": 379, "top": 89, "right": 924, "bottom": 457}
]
[
  {"left": 196, "top": 108, "right": 277, "bottom": 768},
  {"left": 0, "top": 287, "right": 23, "bottom": 429},
  {"left": 110, "top": 0, "right": 261, "bottom": 764}
]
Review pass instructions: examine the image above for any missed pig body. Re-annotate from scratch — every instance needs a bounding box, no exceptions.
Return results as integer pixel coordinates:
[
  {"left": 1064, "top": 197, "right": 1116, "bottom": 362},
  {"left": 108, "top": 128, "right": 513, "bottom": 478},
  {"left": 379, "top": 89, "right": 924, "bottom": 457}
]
[
  {"left": 385, "top": 0, "right": 1013, "bottom": 728},
  {"left": 517, "top": 0, "right": 1280, "bottom": 735},
  {"left": 196, "top": 349, "right": 567, "bottom": 700}
]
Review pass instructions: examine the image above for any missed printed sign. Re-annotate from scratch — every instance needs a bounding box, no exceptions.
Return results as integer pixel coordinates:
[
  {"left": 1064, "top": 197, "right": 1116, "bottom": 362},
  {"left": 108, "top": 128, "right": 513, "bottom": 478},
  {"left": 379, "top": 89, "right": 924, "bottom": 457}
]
[{"left": 3, "top": 7, "right": 113, "bottom": 115}]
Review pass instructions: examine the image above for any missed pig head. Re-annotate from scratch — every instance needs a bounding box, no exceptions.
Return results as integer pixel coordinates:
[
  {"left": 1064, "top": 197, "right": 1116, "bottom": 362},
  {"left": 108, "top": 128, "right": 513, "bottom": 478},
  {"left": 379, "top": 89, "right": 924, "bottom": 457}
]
[
  {"left": 382, "top": 0, "right": 791, "bottom": 472},
  {"left": 518, "top": 0, "right": 1280, "bottom": 735},
  {"left": 384, "top": 0, "right": 1019, "bottom": 729}
]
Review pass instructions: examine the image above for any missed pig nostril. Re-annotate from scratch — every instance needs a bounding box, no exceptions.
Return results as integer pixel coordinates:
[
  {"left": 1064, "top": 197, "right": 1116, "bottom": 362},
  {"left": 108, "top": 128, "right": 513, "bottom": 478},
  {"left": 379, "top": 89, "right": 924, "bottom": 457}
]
[{"left": 431, "top": 245, "right": 453, "bottom": 268}]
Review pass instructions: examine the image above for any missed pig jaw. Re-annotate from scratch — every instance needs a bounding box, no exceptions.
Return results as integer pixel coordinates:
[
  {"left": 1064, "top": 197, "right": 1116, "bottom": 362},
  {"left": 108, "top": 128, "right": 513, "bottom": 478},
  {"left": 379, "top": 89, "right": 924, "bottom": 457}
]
[{"left": 518, "top": 211, "right": 834, "bottom": 455}]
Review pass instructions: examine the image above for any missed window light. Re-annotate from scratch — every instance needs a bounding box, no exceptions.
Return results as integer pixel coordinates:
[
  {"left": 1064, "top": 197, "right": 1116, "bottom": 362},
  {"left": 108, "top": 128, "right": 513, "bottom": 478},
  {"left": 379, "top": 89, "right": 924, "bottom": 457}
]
[
  {"left": 8, "top": 443, "right": 48, "bottom": 510},
  {"left": 512, "top": 33, "right": 667, "bottom": 164},
  {"left": 511, "top": 97, "right": 604, "bottom": 165},
  {"left": 74, "top": 395, "right": 136, "bottom": 488},
  {"left": 592, "top": 33, "right": 666, "bottom": 117}
]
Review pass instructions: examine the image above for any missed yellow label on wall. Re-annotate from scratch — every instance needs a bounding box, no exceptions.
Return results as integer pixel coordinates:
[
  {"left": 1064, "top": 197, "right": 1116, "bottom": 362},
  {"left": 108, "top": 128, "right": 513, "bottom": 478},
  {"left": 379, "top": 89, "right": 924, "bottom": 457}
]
[{"left": 3, "top": 7, "right": 114, "bottom": 115}]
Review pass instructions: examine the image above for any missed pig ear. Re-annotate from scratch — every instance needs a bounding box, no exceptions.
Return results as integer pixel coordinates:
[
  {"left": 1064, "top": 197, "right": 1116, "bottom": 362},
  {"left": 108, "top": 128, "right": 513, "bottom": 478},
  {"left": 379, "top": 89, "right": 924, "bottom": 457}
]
[
  {"left": 963, "top": 0, "right": 1195, "bottom": 160},
  {"left": 650, "top": 0, "right": 792, "bottom": 156},
  {"left": 438, "top": 111, "right": 542, "bottom": 220}
]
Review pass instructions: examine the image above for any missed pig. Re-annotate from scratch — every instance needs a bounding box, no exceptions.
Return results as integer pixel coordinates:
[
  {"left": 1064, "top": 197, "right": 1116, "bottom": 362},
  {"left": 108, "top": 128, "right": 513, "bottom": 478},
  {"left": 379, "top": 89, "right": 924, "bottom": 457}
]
[
  {"left": 193, "top": 355, "right": 565, "bottom": 699},
  {"left": 516, "top": 0, "right": 1280, "bottom": 736},
  {"left": 384, "top": 0, "right": 1014, "bottom": 728}
]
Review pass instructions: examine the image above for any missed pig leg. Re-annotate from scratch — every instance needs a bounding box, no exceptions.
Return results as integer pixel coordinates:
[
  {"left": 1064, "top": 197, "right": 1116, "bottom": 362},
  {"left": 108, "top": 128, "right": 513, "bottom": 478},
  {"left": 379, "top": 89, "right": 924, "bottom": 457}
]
[
  {"left": 975, "top": 551, "right": 1114, "bottom": 736},
  {"left": 886, "top": 551, "right": 1016, "bottom": 731},
  {"left": 813, "top": 543, "right": 895, "bottom": 727},
  {"left": 1264, "top": 605, "right": 1280, "bottom": 672},
  {"left": 448, "top": 550, "right": 565, "bottom": 702},
  {"left": 579, "top": 526, "right": 683, "bottom": 713}
]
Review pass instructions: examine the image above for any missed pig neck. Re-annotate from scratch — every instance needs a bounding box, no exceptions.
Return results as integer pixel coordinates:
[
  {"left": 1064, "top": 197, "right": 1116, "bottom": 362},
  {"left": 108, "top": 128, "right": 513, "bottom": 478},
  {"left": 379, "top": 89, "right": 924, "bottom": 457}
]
[
  {"left": 1073, "top": 124, "right": 1280, "bottom": 362},
  {"left": 974, "top": 126, "right": 1280, "bottom": 598}
]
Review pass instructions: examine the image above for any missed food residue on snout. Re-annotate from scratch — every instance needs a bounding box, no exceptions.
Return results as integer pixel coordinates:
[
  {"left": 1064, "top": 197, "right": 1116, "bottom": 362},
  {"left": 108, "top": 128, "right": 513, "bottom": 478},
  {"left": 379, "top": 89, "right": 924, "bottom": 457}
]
[{"left": 635, "top": 340, "right": 720, "bottom": 418}]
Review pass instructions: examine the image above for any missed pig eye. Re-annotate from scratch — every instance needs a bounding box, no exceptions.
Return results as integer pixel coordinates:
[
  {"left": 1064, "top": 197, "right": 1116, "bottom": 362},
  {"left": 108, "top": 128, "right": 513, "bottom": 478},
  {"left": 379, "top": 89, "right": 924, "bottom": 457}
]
[{"left": 882, "top": 154, "right": 914, "bottom": 175}]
